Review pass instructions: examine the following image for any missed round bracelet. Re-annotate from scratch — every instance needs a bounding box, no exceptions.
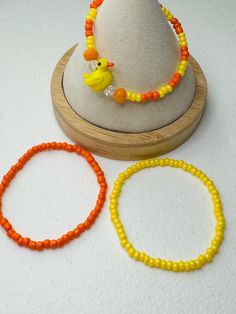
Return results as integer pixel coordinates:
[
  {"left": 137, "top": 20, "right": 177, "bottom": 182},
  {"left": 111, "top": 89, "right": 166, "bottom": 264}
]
[
  {"left": 83, "top": 2, "right": 189, "bottom": 104},
  {"left": 0, "top": 142, "right": 107, "bottom": 251},
  {"left": 109, "top": 159, "right": 225, "bottom": 272}
]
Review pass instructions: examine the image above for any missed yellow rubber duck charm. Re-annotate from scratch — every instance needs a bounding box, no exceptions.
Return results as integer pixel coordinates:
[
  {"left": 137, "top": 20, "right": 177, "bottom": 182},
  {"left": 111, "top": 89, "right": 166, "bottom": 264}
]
[{"left": 84, "top": 58, "right": 114, "bottom": 92}]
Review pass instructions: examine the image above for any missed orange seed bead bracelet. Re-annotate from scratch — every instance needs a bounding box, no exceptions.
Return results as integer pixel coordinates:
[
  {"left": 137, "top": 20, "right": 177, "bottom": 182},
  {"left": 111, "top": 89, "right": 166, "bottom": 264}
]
[
  {"left": 83, "top": 2, "right": 189, "bottom": 104},
  {"left": 0, "top": 142, "right": 107, "bottom": 251}
]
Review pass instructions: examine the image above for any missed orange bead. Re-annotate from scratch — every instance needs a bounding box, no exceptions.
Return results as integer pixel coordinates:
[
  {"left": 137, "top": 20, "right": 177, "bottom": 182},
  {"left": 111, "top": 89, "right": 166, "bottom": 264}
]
[
  {"left": 84, "top": 219, "right": 92, "bottom": 229},
  {"left": 23, "top": 238, "right": 30, "bottom": 247},
  {"left": 57, "top": 238, "right": 64, "bottom": 248},
  {"left": 86, "top": 19, "right": 94, "bottom": 25},
  {"left": 11, "top": 232, "right": 21, "bottom": 241},
  {"left": 43, "top": 239, "right": 50, "bottom": 249},
  {"left": 29, "top": 241, "right": 36, "bottom": 250},
  {"left": 50, "top": 240, "right": 57, "bottom": 249},
  {"left": 17, "top": 237, "right": 24, "bottom": 247},
  {"left": 90, "top": 3, "right": 98, "bottom": 8},
  {"left": 73, "top": 228, "right": 82, "bottom": 238},
  {"left": 0, "top": 217, "right": 8, "bottom": 227},
  {"left": 141, "top": 94, "right": 148, "bottom": 102},
  {"left": 36, "top": 242, "right": 44, "bottom": 251},
  {"left": 85, "top": 30, "right": 93, "bottom": 37},
  {"left": 176, "top": 27, "right": 183, "bottom": 34},
  {"left": 169, "top": 81, "right": 177, "bottom": 88},
  {"left": 181, "top": 46, "right": 188, "bottom": 52},
  {"left": 171, "top": 18, "right": 178, "bottom": 24},
  {"left": 66, "top": 231, "right": 75, "bottom": 240},
  {"left": 94, "top": 0, "right": 103, "bottom": 6},
  {"left": 77, "top": 224, "right": 86, "bottom": 233},
  {"left": 113, "top": 88, "right": 127, "bottom": 104},
  {"left": 62, "top": 234, "right": 70, "bottom": 244},
  {"left": 7, "top": 229, "right": 14, "bottom": 238},
  {"left": 146, "top": 92, "right": 154, "bottom": 100},
  {"left": 84, "top": 47, "right": 99, "bottom": 61},
  {"left": 4, "top": 223, "right": 12, "bottom": 232},
  {"left": 153, "top": 91, "right": 160, "bottom": 101},
  {"left": 85, "top": 24, "right": 93, "bottom": 31}
]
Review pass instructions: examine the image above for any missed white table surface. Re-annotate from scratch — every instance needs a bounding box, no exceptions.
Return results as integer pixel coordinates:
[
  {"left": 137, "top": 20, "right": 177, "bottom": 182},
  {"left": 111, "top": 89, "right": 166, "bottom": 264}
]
[{"left": 0, "top": 1, "right": 236, "bottom": 313}]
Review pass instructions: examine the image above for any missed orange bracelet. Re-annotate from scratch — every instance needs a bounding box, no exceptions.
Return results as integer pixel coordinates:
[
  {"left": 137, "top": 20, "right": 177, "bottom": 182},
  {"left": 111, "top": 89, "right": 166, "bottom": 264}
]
[{"left": 0, "top": 142, "right": 107, "bottom": 251}]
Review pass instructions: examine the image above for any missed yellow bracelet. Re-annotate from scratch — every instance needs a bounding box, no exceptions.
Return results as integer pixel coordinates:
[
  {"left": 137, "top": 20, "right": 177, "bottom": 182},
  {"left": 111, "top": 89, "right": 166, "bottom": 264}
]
[{"left": 109, "top": 159, "right": 225, "bottom": 272}]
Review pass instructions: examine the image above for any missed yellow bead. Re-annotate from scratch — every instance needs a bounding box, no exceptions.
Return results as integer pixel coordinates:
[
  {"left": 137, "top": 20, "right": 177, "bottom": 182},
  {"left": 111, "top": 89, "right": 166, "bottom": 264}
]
[
  {"left": 149, "top": 258, "right": 155, "bottom": 268},
  {"left": 139, "top": 253, "right": 146, "bottom": 262},
  {"left": 133, "top": 251, "right": 140, "bottom": 261},
  {"left": 167, "top": 14, "right": 174, "bottom": 21},
  {"left": 136, "top": 94, "right": 142, "bottom": 102},
  {"left": 155, "top": 258, "right": 162, "bottom": 268},
  {"left": 178, "top": 69, "right": 185, "bottom": 77},
  {"left": 167, "top": 261, "right": 173, "bottom": 271},
  {"left": 166, "top": 84, "right": 173, "bottom": 93},
  {"left": 173, "top": 263, "right": 180, "bottom": 272},
  {"left": 119, "top": 234, "right": 127, "bottom": 241},
  {"left": 128, "top": 248, "right": 135, "bottom": 257},
  {"left": 130, "top": 93, "right": 136, "bottom": 102},
  {"left": 198, "top": 255, "right": 207, "bottom": 265},
  {"left": 144, "top": 255, "right": 150, "bottom": 265},
  {"left": 180, "top": 41, "right": 188, "bottom": 47},
  {"left": 125, "top": 243, "right": 132, "bottom": 251},
  {"left": 121, "top": 239, "right": 128, "bottom": 248},
  {"left": 87, "top": 44, "right": 95, "bottom": 49},
  {"left": 195, "top": 259, "right": 203, "bottom": 269},
  {"left": 205, "top": 253, "right": 213, "bottom": 263},
  {"left": 189, "top": 260, "right": 196, "bottom": 270},
  {"left": 161, "top": 260, "right": 167, "bottom": 270},
  {"left": 184, "top": 262, "right": 190, "bottom": 271},
  {"left": 179, "top": 261, "right": 185, "bottom": 271},
  {"left": 127, "top": 91, "right": 132, "bottom": 100}
]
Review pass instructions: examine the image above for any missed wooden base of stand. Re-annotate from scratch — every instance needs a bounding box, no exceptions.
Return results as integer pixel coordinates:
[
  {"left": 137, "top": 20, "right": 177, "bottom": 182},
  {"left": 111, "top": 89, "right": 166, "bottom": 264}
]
[{"left": 51, "top": 45, "right": 207, "bottom": 160}]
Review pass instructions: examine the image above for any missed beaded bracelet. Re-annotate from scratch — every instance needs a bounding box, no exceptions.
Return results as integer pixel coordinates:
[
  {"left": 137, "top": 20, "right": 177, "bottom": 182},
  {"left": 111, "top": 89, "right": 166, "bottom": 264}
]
[
  {"left": 109, "top": 159, "right": 225, "bottom": 272},
  {"left": 0, "top": 142, "right": 107, "bottom": 251},
  {"left": 83, "top": 2, "right": 189, "bottom": 104}
]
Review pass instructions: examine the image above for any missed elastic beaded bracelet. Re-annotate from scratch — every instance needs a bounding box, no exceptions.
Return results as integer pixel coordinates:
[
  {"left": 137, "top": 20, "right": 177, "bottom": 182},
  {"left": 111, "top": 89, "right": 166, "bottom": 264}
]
[
  {"left": 109, "top": 159, "right": 225, "bottom": 272},
  {"left": 83, "top": 2, "right": 189, "bottom": 104},
  {"left": 0, "top": 142, "right": 107, "bottom": 251}
]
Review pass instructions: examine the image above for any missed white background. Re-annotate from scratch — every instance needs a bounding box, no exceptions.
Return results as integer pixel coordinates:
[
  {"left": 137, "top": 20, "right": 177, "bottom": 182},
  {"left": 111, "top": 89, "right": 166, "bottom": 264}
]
[{"left": 0, "top": 1, "right": 236, "bottom": 313}]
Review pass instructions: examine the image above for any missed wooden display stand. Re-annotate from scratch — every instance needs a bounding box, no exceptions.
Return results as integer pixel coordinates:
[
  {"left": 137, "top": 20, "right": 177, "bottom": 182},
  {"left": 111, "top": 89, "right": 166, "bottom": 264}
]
[{"left": 51, "top": 45, "right": 207, "bottom": 160}]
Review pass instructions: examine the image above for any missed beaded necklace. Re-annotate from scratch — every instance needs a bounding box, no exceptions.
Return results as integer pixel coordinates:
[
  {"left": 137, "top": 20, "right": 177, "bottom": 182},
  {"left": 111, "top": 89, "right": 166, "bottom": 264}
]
[{"left": 83, "top": 2, "right": 189, "bottom": 104}]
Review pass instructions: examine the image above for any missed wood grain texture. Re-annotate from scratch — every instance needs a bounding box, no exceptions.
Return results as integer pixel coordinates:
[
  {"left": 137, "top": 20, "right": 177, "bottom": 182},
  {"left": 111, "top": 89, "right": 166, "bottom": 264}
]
[{"left": 51, "top": 45, "right": 207, "bottom": 160}]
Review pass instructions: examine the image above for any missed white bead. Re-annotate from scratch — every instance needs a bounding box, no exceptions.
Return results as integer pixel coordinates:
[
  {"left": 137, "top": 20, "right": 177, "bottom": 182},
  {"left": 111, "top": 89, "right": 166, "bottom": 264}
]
[
  {"left": 104, "top": 85, "right": 115, "bottom": 97},
  {"left": 88, "top": 61, "right": 97, "bottom": 71}
]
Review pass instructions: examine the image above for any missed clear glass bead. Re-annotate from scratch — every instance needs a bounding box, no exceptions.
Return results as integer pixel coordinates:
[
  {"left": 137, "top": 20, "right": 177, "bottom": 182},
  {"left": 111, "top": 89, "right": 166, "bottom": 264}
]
[
  {"left": 87, "top": 61, "right": 97, "bottom": 71},
  {"left": 104, "top": 85, "right": 115, "bottom": 97}
]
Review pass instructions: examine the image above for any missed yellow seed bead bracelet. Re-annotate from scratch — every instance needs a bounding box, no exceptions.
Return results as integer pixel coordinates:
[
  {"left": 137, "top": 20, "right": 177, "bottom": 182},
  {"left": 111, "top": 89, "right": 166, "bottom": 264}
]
[
  {"left": 83, "top": 2, "right": 189, "bottom": 104},
  {"left": 109, "top": 159, "right": 225, "bottom": 272}
]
